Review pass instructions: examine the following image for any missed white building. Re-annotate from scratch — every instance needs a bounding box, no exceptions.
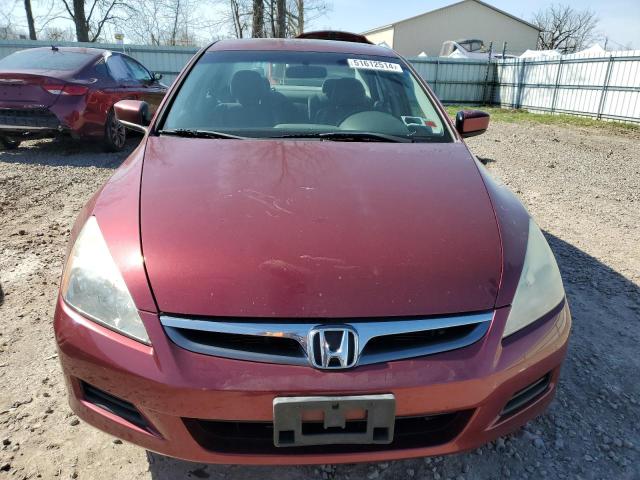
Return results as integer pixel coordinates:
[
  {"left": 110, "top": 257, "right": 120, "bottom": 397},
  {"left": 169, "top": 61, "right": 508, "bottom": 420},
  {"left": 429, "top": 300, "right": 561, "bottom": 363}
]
[{"left": 362, "top": 0, "right": 540, "bottom": 57}]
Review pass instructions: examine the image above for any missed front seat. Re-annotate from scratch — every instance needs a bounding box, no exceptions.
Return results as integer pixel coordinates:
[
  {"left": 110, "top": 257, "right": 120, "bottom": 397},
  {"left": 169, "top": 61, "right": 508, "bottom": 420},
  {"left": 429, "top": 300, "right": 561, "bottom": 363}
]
[
  {"left": 214, "top": 70, "right": 274, "bottom": 128},
  {"left": 314, "top": 78, "right": 372, "bottom": 126},
  {"left": 308, "top": 78, "right": 340, "bottom": 122}
]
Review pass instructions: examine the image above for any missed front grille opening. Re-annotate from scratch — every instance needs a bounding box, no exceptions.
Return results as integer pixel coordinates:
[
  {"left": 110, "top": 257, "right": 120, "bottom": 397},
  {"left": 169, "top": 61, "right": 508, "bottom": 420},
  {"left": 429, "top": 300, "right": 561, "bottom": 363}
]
[
  {"left": 278, "top": 430, "right": 295, "bottom": 445},
  {"left": 311, "top": 334, "right": 322, "bottom": 365},
  {"left": 500, "top": 374, "right": 551, "bottom": 418},
  {"left": 373, "top": 427, "right": 390, "bottom": 441},
  {"left": 184, "top": 410, "right": 472, "bottom": 454},
  {"left": 301, "top": 420, "right": 368, "bottom": 435},
  {"left": 178, "top": 329, "right": 304, "bottom": 358},
  {"left": 161, "top": 311, "right": 492, "bottom": 367},
  {"left": 363, "top": 324, "right": 477, "bottom": 356},
  {"left": 81, "top": 381, "right": 153, "bottom": 432}
]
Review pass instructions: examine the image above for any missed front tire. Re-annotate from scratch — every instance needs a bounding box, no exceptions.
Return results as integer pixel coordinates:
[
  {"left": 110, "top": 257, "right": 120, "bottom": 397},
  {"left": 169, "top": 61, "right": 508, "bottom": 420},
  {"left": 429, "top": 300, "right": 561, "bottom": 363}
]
[
  {"left": 0, "top": 136, "right": 21, "bottom": 150},
  {"left": 103, "top": 109, "right": 127, "bottom": 152}
]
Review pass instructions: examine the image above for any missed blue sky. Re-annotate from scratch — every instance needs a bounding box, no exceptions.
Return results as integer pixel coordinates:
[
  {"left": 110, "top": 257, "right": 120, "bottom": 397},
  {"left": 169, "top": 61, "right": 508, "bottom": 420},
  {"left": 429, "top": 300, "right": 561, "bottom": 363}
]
[
  {"left": 318, "top": 0, "right": 639, "bottom": 49},
  {"left": 8, "top": 0, "right": 640, "bottom": 49}
]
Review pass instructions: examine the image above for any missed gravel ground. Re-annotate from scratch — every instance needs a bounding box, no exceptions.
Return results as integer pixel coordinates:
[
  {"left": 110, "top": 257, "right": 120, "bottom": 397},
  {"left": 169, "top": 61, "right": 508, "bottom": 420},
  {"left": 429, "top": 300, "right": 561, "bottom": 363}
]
[{"left": 0, "top": 122, "right": 639, "bottom": 480}]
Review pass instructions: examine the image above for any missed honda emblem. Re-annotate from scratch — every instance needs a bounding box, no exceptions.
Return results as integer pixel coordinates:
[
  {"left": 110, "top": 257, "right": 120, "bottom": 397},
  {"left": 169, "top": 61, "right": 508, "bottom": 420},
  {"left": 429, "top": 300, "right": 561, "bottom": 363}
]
[{"left": 308, "top": 326, "right": 359, "bottom": 370}]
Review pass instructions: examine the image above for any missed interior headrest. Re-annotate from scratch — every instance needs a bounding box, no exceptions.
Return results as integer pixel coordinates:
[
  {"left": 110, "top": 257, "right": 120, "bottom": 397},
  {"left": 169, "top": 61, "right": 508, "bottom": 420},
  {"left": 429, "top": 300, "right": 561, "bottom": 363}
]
[
  {"left": 231, "top": 70, "right": 266, "bottom": 106},
  {"left": 322, "top": 78, "right": 340, "bottom": 97},
  {"left": 331, "top": 78, "right": 367, "bottom": 105}
]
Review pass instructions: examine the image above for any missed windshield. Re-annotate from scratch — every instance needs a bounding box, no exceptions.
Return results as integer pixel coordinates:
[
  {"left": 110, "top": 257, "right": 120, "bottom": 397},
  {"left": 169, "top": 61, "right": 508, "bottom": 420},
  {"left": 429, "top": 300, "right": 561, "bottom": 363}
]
[
  {"left": 161, "top": 50, "right": 451, "bottom": 142},
  {"left": 0, "top": 49, "right": 95, "bottom": 71}
]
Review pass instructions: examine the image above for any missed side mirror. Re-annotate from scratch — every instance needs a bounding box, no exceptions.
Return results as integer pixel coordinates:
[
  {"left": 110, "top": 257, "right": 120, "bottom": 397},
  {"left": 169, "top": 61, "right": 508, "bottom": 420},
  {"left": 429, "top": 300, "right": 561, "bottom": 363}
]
[
  {"left": 455, "top": 110, "right": 490, "bottom": 138},
  {"left": 153, "top": 72, "right": 163, "bottom": 81},
  {"left": 114, "top": 100, "right": 151, "bottom": 133}
]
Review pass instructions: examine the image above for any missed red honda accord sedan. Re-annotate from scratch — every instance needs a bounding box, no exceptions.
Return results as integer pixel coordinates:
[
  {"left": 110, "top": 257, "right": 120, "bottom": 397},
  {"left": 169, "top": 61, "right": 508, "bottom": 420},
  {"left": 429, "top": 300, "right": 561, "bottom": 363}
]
[
  {"left": 54, "top": 33, "right": 571, "bottom": 465},
  {"left": 0, "top": 46, "right": 166, "bottom": 151}
]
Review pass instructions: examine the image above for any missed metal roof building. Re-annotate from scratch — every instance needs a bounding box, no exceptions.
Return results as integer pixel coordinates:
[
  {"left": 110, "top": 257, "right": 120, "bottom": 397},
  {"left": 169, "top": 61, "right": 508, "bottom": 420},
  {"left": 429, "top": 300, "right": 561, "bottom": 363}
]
[{"left": 362, "top": 0, "right": 540, "bottom": 57}]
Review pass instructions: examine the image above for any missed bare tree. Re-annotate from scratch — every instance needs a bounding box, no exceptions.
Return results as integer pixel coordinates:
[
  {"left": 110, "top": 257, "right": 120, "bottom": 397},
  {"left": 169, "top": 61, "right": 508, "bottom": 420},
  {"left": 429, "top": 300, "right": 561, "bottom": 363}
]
[
  {"left": 123, "top": 0, "right": 203, "bottom": 46},
  {"left": 169, "top": 0, "right": 182, "bottom": 45},
  {"left": 24, "top": 0, "right": 37, "bottom": 40},
  {"left": 286, "top": 0, "right": 328, "bottom": 36},
  {"left": 59, "top": 0, "right": 129, "bottom": 42},
  {"left": 0, "top": 19, "right": 26, "bottom": 40},
  {"left": 251, "top": 0, "right": 264, "bottom": 38},
  {"left": 602, "top": 36, "right": 634, "bottom": 52},
  {"left": 0, "top": 3, "right": 25, "bottom": 40},
  {"left": 42, "top": 25, "right": 75, "bottom": 41},
  {"left": 295, "top": 0, "right": 302, "bottom": 34},
  {"left": 215, "top": 0, "right": 330, "bottom": 40},
  {"left": 266, "top": 0, "right": 275, "bottom": 37},
  {"left": 204, "top": 0, "right": 252, "bottom": 39},
  {"left": 258, "top": 0, "right": 275, "bottom": 37},
  {"left": 229, "top": 0, "right": 250, "bottom": 38},
  {"left": 125, "top": 0, "right": 164, "bottom": 45},
  {"left": 275, "top": 0, "right": 285, "bottom": 37},
  {"left": 533, "top": 4, "right": 599, "bottom": 53}
]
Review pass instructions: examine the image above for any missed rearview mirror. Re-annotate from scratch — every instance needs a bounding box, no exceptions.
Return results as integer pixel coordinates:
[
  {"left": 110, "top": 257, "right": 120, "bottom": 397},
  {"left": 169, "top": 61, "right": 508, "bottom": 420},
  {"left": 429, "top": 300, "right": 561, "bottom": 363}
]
[
  {"left": 455, "top": 110, "right": 490, "bottom": 138},
  {"left": 286, "top": 65, "right": 328, "bottom": 79},
  {"left": 114, "top": 100, "right": 151, "bottom": 133},
  {"left": 153, "top": 72, "right": 163, "bottom": 81}
]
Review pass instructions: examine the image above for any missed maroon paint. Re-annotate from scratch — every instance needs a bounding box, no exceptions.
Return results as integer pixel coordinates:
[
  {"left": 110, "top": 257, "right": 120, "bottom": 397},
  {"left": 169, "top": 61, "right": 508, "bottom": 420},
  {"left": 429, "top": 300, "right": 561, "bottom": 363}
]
[
  {"left": 53, "top": 37, "right": 572, "bottom": 464},
  {"left": 140, "top": 137, "right": 501, "bottom": 317},
  {"left": 0, "top": 47, "right": 166, "bottom": 139},
  {"left": 64, "top": 143, "right": 156, "bottom": 312},
  {"left": 114, "top": 99, "right": 150, "bottom": 126},
  {"left": 296, "top": 31, "right": 374, "bottom": 44},
  {"left": 473, "top": 160, "right": 531, "bottom": 308},
  {"left": 55, "top": 295, "right": 570, "bottom": 464},
  {"left": 208, "top": 38, "right": 392, "bottom": 55}
]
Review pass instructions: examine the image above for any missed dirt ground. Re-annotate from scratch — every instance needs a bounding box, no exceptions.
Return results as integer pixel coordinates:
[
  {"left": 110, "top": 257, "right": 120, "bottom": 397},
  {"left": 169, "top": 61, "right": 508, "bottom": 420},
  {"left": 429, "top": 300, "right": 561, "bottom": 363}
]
[{"left": 1, "top": 122, "right": 639, "bottom": 480}]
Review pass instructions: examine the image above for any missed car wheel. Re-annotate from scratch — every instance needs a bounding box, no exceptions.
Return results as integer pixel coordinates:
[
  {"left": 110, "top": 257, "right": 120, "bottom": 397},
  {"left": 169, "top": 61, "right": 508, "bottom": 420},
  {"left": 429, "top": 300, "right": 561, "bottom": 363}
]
[
  {"left": 0, "top": 136, "right": 21, "bottom": 150},
  {"left": 103, "top": 109, "right": 127, "bottom": 152}
]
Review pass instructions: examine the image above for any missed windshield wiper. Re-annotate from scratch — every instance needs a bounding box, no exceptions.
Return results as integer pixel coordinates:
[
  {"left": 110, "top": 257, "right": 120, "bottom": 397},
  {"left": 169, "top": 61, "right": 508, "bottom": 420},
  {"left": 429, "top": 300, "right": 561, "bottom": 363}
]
[
  {"left": 272, "top": 131, "right": 414, "bottom": 143},
  {"left": 158, "top": 129, "right": 245, "bottom": 140}
]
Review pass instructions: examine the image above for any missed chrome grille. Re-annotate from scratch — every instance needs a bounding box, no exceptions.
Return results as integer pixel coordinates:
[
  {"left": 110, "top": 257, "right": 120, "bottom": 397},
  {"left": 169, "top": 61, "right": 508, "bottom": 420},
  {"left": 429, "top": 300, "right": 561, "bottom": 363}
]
[{"left": 160, "top": 311, "right": 493, "bottom": 368}]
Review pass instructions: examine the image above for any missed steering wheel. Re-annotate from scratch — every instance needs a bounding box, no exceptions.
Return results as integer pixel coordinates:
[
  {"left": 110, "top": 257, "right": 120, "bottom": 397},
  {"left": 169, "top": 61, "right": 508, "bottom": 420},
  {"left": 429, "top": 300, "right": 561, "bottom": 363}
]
[{"left": 339, "top": 111, "right": 410, "bottom": 136}]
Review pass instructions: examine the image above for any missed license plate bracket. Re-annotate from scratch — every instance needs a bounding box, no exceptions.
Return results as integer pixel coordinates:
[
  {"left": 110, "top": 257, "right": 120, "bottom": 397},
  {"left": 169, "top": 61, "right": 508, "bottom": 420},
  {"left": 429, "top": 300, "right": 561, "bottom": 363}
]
[{"left": 273, "top": 394, "right": 395, "bottom": 447}]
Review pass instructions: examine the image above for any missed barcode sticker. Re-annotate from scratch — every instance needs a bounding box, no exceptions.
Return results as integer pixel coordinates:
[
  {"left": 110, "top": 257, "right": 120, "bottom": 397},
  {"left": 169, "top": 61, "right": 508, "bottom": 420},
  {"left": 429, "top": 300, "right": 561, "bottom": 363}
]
[{"left": 347, "top": 59, "right": 403, "bottom": 73}]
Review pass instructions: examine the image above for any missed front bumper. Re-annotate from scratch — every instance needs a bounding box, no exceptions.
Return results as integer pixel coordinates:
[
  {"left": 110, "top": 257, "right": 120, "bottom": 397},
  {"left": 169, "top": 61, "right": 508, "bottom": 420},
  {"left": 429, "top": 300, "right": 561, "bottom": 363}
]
[{"left": 54, "top": 297, "right": 571, "bottom": 465}]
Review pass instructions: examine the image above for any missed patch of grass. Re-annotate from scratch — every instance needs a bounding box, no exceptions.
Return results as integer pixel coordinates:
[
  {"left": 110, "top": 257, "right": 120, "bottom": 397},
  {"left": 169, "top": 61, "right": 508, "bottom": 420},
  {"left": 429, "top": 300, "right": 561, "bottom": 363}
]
[{"left": 445, "top": 105, "right": 640, "bottom": 134}]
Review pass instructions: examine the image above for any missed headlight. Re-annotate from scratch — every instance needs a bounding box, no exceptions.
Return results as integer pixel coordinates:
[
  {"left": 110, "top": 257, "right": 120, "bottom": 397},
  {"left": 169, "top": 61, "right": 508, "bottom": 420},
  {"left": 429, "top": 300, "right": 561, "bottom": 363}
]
[
  {"left": 60, "top": 217, "right": 150, "bottom": 344},
  {"left": 503, "top": 218, "right": 565, "bottom": 338}
]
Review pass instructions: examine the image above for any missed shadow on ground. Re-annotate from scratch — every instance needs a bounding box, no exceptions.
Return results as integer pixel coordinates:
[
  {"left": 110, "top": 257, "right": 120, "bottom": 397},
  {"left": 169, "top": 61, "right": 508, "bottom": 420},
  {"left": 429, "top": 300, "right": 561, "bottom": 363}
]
[
  {"left": 145, "top": 233, "right": 640, "bottom": 479},
  {"left": 476, "top": 156, "right": 496, "bottom": 165}
]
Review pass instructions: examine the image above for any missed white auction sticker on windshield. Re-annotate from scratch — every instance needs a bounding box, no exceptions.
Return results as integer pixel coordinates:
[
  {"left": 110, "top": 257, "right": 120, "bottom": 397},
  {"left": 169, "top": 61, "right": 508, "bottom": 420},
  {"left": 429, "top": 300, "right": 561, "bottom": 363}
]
[{"left": 348, "top": 59, "right": 403, "bottom": 73}]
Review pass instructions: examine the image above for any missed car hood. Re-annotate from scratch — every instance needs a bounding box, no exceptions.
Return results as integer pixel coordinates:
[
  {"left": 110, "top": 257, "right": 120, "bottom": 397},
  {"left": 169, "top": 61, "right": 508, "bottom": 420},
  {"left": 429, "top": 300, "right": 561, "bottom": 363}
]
[{"left": 140, "top": 136, "right": 502, "bottom": 318}]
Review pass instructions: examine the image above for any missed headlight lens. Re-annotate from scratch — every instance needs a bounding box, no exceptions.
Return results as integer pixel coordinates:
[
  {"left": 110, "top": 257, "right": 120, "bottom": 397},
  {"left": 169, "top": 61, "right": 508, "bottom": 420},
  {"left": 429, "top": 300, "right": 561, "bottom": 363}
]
[
  {"left": 61, "top": 217, "right": 150, "bottom": 344},
  {"left": 503, "top": 219, "right": 565, "bottom": 338}
]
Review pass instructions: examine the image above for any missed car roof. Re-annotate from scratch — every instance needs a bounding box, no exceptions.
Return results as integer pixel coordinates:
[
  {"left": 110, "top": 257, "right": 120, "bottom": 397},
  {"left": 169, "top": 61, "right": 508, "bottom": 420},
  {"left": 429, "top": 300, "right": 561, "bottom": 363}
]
[
  {"left": 0, "top": 46, "right": 108, "bottom": 76},
  {"left": 25, "top": 46, "right": 108, "bottom": 57},
  {"left": 208, "top": 38, "right": 397, "bottom": 57}
]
